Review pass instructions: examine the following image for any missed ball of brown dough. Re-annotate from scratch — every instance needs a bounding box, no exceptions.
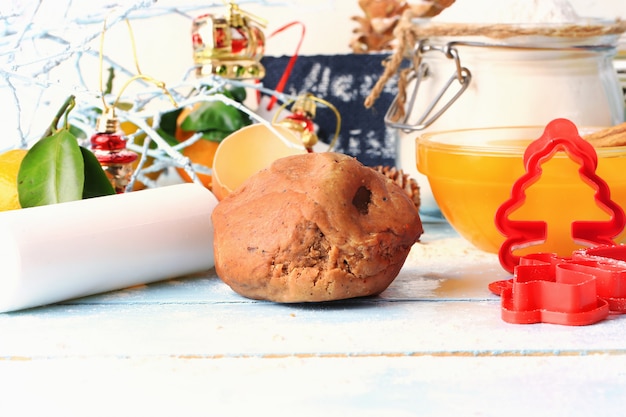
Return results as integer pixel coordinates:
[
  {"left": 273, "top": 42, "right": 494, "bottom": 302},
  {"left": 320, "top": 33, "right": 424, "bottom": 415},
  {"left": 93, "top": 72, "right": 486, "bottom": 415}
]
[{"left": 211, "top": 152, "right": 423, "bottom": 302}]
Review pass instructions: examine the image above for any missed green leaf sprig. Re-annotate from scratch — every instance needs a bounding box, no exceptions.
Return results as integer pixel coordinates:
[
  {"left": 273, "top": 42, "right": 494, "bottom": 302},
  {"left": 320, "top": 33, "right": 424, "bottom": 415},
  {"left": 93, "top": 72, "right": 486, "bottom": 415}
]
[
  {"left": 17, "top": 95, "right": 115, "bottom": 208},
  {"left": 163, "top": 86, "right": 251, "bottom": 143}
]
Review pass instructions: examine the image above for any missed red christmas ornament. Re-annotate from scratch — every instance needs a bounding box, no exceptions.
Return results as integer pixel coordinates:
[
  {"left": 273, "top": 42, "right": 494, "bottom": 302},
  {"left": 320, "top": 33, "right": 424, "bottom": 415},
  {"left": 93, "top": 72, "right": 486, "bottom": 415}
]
[
  {"left": 276, "top": 93, "right": 319, "bottom": 152},
  {"left": 90, "top": 109, "right": 138, "bottom": 193}
]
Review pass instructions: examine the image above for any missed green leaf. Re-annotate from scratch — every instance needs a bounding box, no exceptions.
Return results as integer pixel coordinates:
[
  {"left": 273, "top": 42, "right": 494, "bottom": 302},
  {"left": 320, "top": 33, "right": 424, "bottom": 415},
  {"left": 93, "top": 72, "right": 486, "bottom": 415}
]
[
  {"left": 200, "top": 130, "right": 230, "bottom": 143},
  {"left": 68, "top": 124, "right": 87, "bottom": 140},
  {"left": 156, "top": 127, "right": 180, "bottom": 147},
  {"left": 159, "top": 108, "right": 183, "bottom": 136},
  {"left": 114, "top": 101, "right": 133, "bottom": 111},
  {"left": 223, "top": 86, "right": 247, "bottom": 103},
  {"left": 80, "top": 146, "right": 115, "bottom": 199},
  {"left": 180, "top": 101, "right": 247, "bottom": 133},
  {"left": 17, "top": 129, "right": 85, "bottom": 208}
]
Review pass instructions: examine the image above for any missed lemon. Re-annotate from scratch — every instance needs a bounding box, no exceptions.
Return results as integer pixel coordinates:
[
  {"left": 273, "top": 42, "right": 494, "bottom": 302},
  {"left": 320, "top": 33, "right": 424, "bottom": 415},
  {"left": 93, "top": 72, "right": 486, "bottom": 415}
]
[{"left": 0, "top": 149, "right": 28, "bottom": 211}]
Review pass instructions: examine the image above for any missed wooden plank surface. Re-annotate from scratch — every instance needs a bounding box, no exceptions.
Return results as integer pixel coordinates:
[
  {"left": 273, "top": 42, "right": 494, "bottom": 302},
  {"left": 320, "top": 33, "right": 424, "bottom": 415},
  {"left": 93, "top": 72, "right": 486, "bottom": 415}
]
[{"left": 1, "top": 221, "right": 625, "bottom": 416}]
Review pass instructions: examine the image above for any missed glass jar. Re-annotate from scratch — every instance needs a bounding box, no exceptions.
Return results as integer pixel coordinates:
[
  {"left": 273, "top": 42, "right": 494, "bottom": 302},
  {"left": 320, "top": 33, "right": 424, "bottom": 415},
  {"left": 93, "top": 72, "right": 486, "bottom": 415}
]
[{"left": 388, "top": 26, "right": 625, "bottom": 216}]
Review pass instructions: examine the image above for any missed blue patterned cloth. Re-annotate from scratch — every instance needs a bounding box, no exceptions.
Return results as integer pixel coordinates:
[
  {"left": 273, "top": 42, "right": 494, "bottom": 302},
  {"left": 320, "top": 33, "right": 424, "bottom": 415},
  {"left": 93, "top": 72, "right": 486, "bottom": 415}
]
[{"left": 260, "top": 53, "right": 401, "bottom": 167}]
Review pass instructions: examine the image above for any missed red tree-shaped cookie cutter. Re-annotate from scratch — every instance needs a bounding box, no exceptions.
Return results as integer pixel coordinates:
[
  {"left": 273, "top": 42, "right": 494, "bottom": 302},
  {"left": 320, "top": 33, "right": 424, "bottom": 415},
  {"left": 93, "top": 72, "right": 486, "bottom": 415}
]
[
  {"left": 495, "top": 118, "right": 625, "bottom": 273},
  {"left": 488, "top": 118, "right": 626, "bottom": 325}
]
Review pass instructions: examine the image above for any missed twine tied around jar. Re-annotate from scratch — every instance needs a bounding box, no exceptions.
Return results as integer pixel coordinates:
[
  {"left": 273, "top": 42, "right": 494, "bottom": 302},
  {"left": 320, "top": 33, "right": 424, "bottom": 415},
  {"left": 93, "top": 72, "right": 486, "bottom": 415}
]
[{"left": 364, "top": 9, "right": 626, "bottom": 123}]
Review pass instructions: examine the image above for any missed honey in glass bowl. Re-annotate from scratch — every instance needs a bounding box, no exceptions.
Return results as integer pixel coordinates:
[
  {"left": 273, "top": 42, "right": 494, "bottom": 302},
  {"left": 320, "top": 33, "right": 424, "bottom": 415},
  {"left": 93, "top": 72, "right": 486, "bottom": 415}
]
[{"left": 416, "top": 126, "right": 626, "bottom": 257}]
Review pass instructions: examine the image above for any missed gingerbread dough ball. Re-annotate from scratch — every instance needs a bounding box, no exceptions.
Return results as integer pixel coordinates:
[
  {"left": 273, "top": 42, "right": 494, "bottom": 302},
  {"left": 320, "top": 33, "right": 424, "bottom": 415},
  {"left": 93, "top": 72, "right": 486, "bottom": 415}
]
[{"left": 212, "top": 152, "right": 423, "bottom": 302}]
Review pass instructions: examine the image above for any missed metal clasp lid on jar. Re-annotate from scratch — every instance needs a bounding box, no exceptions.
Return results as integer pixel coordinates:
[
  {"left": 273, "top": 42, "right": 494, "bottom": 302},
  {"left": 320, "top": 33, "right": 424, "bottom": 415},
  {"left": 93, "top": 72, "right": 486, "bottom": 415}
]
[
  {"left": 385, "top": 39, "right": 471, "bottom": 132},
  {"left": 386, "top": 39, "right": 615, "bottom": 132}
]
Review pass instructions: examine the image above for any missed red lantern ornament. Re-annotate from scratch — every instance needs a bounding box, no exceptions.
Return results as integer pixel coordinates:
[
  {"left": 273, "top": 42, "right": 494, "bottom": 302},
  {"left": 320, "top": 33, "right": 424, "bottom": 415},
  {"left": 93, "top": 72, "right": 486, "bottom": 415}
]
[
  {"left": 90, "top": 109, "right": 138, "bottom": 193},
  {"left": 276, "top": 93, "right": 319, "bottom": 152},
  {"left": 192, "top": 1, "right": 266, "bottom": 80}
]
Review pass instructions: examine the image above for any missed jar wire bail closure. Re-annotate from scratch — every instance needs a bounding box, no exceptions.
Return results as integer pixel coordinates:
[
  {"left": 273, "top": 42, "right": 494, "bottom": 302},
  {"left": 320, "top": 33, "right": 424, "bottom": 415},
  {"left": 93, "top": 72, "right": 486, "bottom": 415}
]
[{"left": 385, "top": 39, "right": 620, "bottom": 132}]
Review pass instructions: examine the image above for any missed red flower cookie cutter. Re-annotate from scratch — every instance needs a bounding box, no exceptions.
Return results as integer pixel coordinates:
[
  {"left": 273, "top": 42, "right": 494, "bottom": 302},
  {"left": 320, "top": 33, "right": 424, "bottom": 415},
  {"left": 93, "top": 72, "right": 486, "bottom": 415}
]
[
  {"left": 495, "top": 118, "right": 626, "bottom": 274},
  {"left": 489, "top": 254, "right": 610, "bottom": 326},
  {"left": 488, "top": 246, "right": 626, "bottom": 325},
  {"left": 573, "top": 245, "right": 626, "bottom": 312}
]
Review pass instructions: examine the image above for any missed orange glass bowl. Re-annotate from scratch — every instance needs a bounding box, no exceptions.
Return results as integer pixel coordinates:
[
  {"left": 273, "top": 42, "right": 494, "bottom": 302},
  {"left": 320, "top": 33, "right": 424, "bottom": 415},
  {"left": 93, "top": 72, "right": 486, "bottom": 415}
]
[{"left": 416, "top": 126, "right": 626, "bottom": 257}]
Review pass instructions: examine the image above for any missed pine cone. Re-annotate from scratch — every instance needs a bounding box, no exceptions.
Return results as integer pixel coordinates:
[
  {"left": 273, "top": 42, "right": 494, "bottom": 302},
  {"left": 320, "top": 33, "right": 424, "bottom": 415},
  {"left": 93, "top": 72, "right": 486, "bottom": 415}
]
[{"left": 372, "top": 165, "right": 421, "bottom": 211}]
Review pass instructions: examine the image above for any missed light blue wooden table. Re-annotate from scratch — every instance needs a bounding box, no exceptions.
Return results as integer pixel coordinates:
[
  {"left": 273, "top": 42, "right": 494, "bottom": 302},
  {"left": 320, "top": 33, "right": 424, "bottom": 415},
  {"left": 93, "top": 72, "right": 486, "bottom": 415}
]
[{"left": 1, "top": 221, "right": 625, "bottom": 417}]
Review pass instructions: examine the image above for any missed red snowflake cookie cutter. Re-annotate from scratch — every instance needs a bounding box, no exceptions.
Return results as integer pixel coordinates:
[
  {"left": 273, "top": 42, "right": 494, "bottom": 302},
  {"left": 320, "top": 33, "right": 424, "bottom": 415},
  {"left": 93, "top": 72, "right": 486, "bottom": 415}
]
[{"left": 495, "top": 118, "right": 626, "bottom": 274}]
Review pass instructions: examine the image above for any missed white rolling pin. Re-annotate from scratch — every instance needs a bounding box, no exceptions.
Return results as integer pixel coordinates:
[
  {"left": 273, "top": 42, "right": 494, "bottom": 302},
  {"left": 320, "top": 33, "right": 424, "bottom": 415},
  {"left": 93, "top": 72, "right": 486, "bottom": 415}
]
[{"left": 0, "top": 183, "right": 218, "bottom": 313}]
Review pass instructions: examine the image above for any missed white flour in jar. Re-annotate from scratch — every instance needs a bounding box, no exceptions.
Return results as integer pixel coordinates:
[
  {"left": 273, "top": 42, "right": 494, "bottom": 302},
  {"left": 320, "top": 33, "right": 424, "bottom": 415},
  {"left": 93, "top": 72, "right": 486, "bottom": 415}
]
[{"left": 434, "top": 0, "right": 581, "bottom": 24}]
